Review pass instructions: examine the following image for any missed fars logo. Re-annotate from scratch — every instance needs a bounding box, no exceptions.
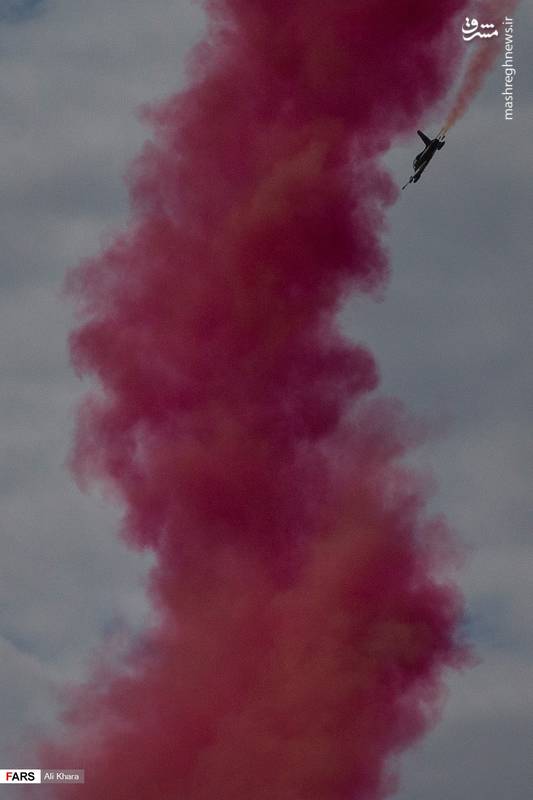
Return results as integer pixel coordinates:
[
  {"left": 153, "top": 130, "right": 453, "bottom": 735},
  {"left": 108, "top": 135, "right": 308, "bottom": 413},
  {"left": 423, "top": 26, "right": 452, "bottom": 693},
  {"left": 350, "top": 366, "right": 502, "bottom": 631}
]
[{"left": 0, "top": 770, "right": 41, "bottom": 783}]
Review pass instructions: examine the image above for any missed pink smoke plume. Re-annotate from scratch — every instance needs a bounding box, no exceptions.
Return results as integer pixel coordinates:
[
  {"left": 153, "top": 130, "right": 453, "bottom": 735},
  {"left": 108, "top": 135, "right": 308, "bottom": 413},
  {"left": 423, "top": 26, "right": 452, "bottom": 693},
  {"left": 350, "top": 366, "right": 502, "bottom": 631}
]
[
  {"left": 35, "top": 1, "right": 472, "bottom": 797},
  {"left": 445, "top": 0, "right": 518, "bottom": 129}
]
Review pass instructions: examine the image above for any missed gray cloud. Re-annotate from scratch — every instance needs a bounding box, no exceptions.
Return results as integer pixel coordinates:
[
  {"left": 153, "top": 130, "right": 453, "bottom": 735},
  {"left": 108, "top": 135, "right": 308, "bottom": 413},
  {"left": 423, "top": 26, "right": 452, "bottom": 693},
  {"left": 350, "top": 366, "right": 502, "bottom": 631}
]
[
  {"left": 397, "top": 712, "right": 533, "bottom": 800},
  {"left": 0, "top": 0, "right": 45, "bottom": 24}
]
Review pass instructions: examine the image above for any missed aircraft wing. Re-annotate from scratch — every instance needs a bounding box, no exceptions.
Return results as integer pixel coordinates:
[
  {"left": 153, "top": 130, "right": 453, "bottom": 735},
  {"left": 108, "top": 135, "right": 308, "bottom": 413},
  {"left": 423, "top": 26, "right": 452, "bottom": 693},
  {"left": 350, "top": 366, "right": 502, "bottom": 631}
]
[{"left": 417, "top": 130, "right": 432, "bottom": 146}]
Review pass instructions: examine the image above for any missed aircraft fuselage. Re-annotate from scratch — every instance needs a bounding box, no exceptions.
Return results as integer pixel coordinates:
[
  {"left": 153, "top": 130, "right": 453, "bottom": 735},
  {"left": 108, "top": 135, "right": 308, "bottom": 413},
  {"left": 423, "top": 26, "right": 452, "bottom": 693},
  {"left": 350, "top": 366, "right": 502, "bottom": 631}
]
[
  {"left": 413, "top": 139, "right": 443, "bottom": 175},
  {"left": 402, "top": 129, "right": 445, "bottom": 189}
]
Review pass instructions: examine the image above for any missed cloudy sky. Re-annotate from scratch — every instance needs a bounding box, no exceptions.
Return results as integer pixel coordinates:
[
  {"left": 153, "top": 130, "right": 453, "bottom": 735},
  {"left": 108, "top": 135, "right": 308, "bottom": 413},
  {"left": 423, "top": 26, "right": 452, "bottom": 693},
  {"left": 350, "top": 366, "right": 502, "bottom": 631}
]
[{"left": 1, "top": 1, "right": 531, "bottom": 797}]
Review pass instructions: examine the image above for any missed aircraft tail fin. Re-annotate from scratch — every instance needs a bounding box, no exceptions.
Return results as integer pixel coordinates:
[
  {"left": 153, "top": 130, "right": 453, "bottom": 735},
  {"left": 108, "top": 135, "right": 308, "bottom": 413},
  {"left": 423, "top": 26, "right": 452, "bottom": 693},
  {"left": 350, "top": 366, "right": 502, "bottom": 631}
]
[{"left": 417, "top": 130, "right": 432, "bottom": 146}]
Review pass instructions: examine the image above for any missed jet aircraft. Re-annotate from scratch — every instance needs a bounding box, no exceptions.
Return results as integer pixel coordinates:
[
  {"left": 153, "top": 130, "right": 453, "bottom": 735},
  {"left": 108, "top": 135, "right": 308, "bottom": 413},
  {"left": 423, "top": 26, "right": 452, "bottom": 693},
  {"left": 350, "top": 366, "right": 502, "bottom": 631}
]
[{"left": 402, "top": 129, "right": 446, "bottom": 190}]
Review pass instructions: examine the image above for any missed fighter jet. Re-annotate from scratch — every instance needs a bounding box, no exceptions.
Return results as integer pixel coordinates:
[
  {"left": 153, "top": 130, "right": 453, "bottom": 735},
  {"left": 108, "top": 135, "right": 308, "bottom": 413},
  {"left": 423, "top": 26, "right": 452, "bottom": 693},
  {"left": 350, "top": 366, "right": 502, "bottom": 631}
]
[{"left": 402, "top": 129, "right": 446, "bottom": 190}]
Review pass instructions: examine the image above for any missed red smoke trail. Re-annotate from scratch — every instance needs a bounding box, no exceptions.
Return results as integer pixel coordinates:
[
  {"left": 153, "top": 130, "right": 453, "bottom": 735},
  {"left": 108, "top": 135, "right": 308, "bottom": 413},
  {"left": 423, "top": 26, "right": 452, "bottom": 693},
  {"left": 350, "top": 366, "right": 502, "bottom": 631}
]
[
  {"left": 37, "top": 1, "right": 471, "bottom": 797},
  {"left": 445, "top": 0, "right": 519, "bottom": 129}
]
